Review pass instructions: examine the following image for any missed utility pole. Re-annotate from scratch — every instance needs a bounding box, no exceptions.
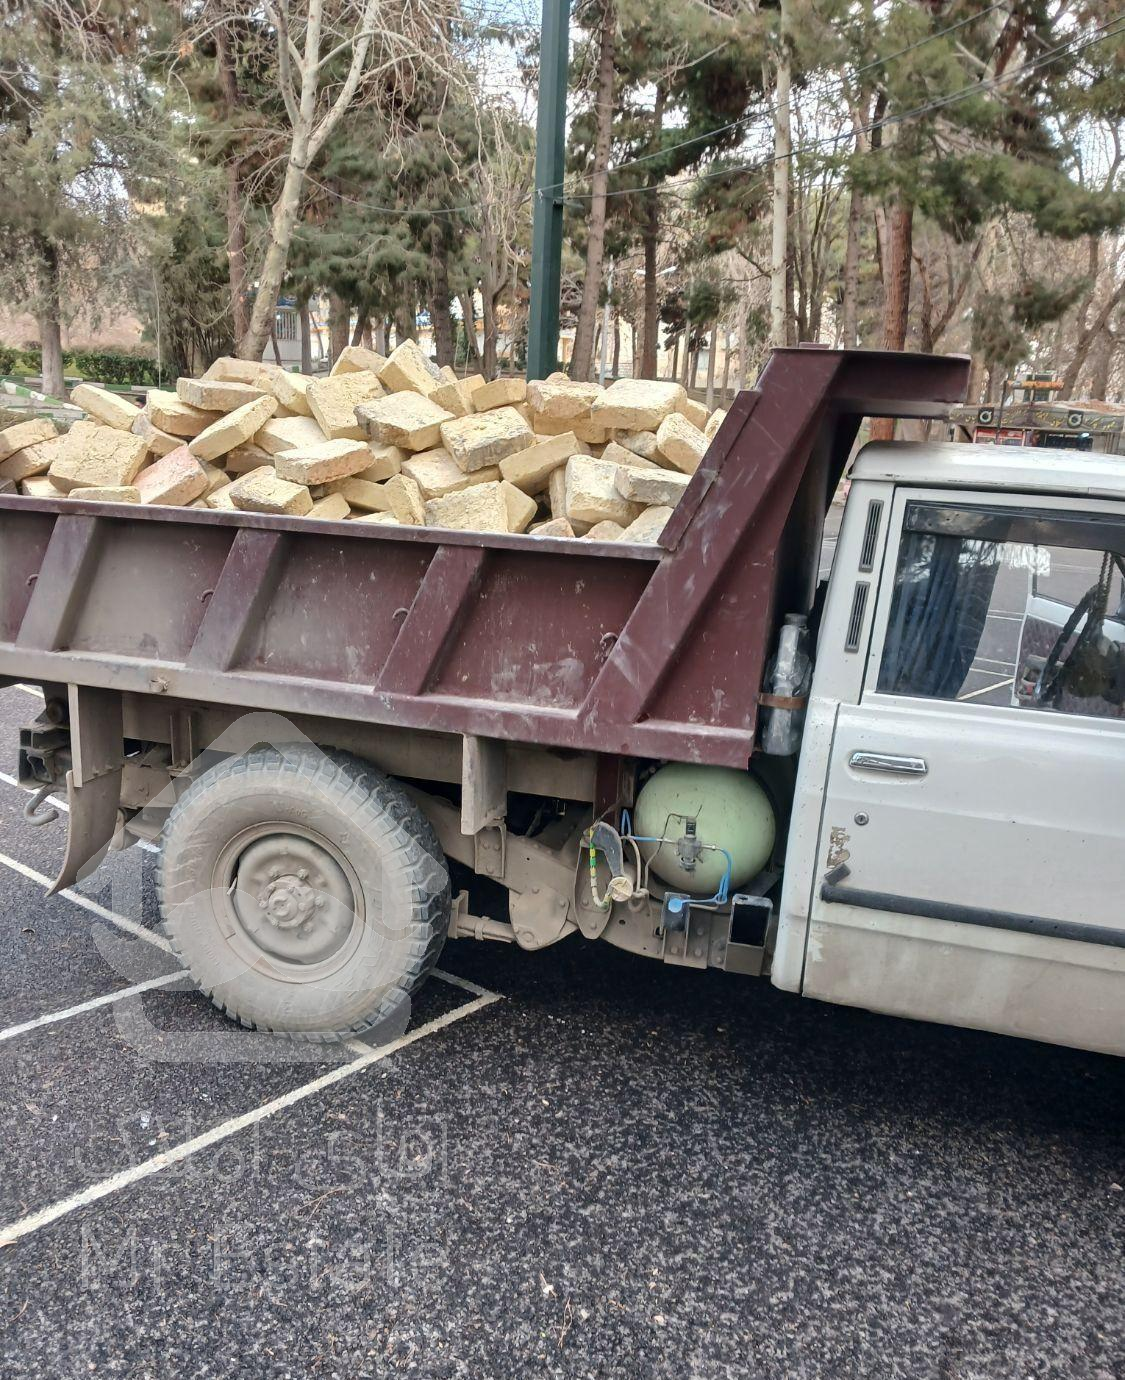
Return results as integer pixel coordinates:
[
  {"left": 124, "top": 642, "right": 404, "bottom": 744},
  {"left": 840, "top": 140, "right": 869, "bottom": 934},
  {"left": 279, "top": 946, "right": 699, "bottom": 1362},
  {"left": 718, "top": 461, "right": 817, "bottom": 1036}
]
[
  {"left": 769, "top": 2, "right": 791, "bottom": 350},
  {"left": 526, "top": 0, "right": 572, "bottom": 380}
]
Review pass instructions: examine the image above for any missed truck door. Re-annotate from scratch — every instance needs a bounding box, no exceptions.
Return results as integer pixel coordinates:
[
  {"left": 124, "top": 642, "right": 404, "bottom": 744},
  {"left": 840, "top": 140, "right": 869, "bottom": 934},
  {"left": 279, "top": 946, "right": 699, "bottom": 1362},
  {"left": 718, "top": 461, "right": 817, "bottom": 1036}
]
[{"left": 803, "top": 488, "right": 1125, "bottom": 1055}]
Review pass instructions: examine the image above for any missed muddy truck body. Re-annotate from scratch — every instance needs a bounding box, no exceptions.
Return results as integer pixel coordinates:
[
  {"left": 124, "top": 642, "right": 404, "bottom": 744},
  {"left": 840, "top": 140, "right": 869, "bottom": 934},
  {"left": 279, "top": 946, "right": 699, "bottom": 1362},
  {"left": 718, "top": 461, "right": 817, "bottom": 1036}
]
[{"left": 2, "top": 347, "right": 1122, "bottom": 1054}]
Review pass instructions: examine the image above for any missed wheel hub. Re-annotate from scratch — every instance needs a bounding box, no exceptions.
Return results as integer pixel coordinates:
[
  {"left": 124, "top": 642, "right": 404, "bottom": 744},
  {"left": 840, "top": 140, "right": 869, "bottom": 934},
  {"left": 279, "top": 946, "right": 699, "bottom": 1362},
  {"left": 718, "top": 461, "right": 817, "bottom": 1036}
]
[{"left": 227, "top": 832, "right": 359, "bottom": 969}]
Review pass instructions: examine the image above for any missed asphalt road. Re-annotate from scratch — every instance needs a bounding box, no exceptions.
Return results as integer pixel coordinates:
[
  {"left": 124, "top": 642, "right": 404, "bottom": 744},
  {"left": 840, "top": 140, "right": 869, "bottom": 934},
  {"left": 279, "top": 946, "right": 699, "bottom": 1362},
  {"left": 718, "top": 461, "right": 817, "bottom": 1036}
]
[{"left": 0, "top": 679, "right": 1121, "bottom": 1380}]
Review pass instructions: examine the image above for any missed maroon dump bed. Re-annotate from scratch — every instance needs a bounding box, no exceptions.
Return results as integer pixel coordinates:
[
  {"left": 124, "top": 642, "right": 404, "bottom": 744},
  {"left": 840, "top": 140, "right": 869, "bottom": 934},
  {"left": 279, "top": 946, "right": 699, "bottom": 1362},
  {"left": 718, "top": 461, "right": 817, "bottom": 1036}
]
[{"left": 0, "top": 348, "right": 969, "bottom": 768}]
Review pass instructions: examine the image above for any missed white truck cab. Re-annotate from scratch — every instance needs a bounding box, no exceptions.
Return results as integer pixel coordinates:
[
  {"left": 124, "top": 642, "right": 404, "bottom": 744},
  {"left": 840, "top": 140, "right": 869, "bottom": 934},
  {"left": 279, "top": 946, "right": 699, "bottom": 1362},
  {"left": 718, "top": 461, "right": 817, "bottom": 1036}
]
[{"left": 775, "top": 442, "right": 1125, "bottom": 1056}]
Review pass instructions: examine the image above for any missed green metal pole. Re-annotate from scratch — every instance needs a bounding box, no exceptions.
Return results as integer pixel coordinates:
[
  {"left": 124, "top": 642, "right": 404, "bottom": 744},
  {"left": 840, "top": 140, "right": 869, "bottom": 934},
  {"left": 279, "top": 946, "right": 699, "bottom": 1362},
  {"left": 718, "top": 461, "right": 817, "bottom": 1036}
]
[{"left": 526, "top": 0, "right": 571, "bottom": 380}]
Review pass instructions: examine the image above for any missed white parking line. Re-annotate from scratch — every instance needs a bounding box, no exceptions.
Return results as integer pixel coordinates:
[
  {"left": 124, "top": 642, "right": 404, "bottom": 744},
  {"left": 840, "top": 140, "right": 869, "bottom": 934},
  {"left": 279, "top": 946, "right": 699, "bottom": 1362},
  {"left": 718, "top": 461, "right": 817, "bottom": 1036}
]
[
  {"left": 0, "top": 971, "right": 185, "bottom": 1044},
  {"left": 0, "top": 989, "right": 501, "bottom": 1248},
  {"left": 0, "top": 852, "right": 171, "bottom": 953}
]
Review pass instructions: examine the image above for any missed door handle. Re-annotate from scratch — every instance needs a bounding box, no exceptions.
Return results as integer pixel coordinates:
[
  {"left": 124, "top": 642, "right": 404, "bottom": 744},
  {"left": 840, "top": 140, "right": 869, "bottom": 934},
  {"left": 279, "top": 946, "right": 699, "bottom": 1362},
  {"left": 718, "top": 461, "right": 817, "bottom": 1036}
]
[{"left": 848, "top": 751, "right": 928, "bottom": 776}]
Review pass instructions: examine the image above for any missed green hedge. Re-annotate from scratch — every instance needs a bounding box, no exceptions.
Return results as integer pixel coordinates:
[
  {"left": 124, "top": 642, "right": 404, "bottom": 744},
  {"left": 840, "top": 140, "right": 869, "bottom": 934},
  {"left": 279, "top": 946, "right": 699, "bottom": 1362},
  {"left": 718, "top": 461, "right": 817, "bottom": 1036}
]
[{"left": 0, "top": 346, "right": 162, "bottom": 387}]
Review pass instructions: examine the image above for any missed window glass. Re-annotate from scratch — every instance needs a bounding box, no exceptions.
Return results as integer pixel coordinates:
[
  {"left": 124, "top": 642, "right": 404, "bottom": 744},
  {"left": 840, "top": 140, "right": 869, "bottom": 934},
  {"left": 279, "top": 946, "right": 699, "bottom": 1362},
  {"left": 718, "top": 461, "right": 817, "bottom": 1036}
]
[{"left": 877, "top": 505, "right": 1125, "bottom": 719}]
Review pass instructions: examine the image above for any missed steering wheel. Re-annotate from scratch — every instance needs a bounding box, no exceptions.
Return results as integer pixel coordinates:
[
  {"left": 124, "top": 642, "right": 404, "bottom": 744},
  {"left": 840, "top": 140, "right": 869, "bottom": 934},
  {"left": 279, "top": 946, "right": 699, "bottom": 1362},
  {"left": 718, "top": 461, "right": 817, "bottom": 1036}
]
[{"left": 1034, "top": 581, "right": 1104, "bottom": 707}]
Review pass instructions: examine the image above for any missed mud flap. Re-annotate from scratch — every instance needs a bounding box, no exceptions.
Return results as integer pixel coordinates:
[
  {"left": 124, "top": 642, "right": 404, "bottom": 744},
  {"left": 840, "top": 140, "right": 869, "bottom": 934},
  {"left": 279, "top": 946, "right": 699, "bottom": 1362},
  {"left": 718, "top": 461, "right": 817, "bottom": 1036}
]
[{"left": 47, "top": 685, "right": 124, "bottom": 895}]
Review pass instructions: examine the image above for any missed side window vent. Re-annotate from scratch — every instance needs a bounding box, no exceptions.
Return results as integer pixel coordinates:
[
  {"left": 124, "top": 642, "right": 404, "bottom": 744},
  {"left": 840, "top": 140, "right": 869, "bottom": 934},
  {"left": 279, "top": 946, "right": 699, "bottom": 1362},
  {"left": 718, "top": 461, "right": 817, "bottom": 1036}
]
[
  {"left": 858, "top": 499, "right": 883, "bottom": 572},
  {"left": 844, "top": 581, "right": 869, "bottom": 653}
]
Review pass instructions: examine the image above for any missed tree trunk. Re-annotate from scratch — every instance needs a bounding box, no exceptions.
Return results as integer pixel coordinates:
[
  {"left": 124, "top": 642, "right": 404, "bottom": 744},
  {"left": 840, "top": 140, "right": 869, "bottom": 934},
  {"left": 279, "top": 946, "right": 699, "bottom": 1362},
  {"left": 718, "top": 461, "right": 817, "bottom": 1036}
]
[
  {"left": 738, "top": 301, "right": 748, "bottom": 391},
  {"left": 328, "top": 292, "right": 350, "bottom": 365},
  {"left": 482, "top": 289, "right": 498, "bottom": 380},
  {"left": 570, "top": 2, "right": 616, "bottom": 381},
  {"left": 239, "top": 131, "right": 310, "bottom": 360},
  {"left": 298, "top": 295, "right": 313, "bottom": 373},
  {"left": 430, "top": 248, "right": 456, "bottom": 366},
  {"left": 375, "top": 318, "right": 388, "bottom": 354},
  {"left": 721, "top": 328, "right": 732, "bottom": 402},
  {"left": 394, "top": 291, "right": 416, "bottom": 346},
  {"left": 1062, "top": 280, "right": 1125, "bottom": 396},
  {"left": 216, "top": 27, "right": 249, "bottom": 344},
  {"left": 705, "top": 331, "right": 717, "bottom": 410},
  {"left": 457, "top": 294, "right": 481, "bottom": 367},
  {"left": 37, "top": 239, "right": 64, "bottom": 399},
  {"left": 869, "top": 195, "right": 914, "bottom": 441},
  {"left": 611, "top": 312, "right": 621, "bottom": 379},
  {"left": 769, "top": 39, "right": 792, "bottom": 349},
  {"left": 350, "top": 314, "right": 367, "bottom": 347}
]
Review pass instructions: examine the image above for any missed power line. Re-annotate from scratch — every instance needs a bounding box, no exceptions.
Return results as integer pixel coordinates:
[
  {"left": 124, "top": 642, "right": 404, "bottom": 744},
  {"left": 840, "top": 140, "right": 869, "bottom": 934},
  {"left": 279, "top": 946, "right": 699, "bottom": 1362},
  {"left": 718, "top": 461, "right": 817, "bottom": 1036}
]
[
  {"left": 583, "top": 13, "right": 1125, "bottom": 204},
  {"left": 301, "top": 14, "right": 1121, "bottom": 221},
  {"left": 544, "top": 0, "right": 1013, "bottom": 196}
]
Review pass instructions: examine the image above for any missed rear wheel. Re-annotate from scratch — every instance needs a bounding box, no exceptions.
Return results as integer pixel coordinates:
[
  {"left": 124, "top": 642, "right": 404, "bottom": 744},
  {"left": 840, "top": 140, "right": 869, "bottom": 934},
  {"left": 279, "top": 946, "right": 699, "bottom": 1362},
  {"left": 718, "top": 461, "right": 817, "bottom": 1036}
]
[{"left": 156, "top": 746, "right": 450, "bottom": 1041}]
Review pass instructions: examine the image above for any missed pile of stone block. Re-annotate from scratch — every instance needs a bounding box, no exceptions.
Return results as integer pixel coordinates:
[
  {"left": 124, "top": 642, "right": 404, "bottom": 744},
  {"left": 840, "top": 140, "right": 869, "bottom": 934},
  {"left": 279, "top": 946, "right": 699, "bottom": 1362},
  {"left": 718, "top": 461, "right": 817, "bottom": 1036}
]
[{"left": 0, "top": 342, "right": 729, "bottom": 544}]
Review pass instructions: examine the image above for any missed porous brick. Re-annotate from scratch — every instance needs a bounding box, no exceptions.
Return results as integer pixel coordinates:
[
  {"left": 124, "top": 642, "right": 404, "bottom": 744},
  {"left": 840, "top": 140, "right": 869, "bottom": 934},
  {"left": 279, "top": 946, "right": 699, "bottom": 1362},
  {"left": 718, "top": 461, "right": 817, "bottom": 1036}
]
[
  {"left": 529, "top": 518, "right": 575, "bottom": 538},
  {"left": 440, "top": 406, "right": 533, "bottom": 473},
  {"left": 680, "top": 397, "right": 709, "bottom": 430},
  {"left": 457, "top": 373, "right": 486, "bottom": 411},
  {"left": 206, "top": 486, "right": 239, "bottom": 510},
  {"left": 423, "top": 482, "right": 511, "bottom": 533},
  {"left": 617, "top": 430, "right": 660, "bottom": 461},
  {"left": 202, "top": 356, "right": 268, "bottom": 384},
  {"left": 21, "top": 476, "right": 68, "bottom": 498},
  {"left": 335, "top": 478, "right": 392, "bottom": 512},
  {"left": 0, "top": 433, "right": 70, "bottom": 483},
  {"left": 655, "top": 412, "right": 707, "bottom": 474},
  {"left": 135, "top": 447, "right": 210, "bottom": 506},
  {"left": 309, "top": 493, "right": 351, "bottom": 521},
  {"left": 355, "top": 442, "right": 404, "bottom": 482},
  {"left": 620, "top": 505, "right": 673, "bottom": 543},
  {"left": 351, "top": 511, "right": 399, "bottom": 526},
  {"left": 268, "top": 370, "right": 314, "bottom": 416},
  {"left": 228, "top": 465, "right": 313, "bottom": 516},
  {"left": 225, "top": 443, "right": 274, "bottom": 474},
  {"left": 384, "top": 474, "right": 426, "bottom": 525},
  {"left": 131, "top": 413, "right": 180, "bottom": 457},
  {"left": 547, "top": 466, "right": 591, "bottom": 533},
  {"left": 357, "top": 392, "right": 453, "bottom": 452},
  {"left": 0, "top": 417, "right": 57, "bottom": 461},
  {"left": 471, "top": 377, "right": 527, "bottom": 411},
  {"left": 601, "top": 440, "right": 662, "bottom": 471},
  {"left": 584, "top": 520, "right": 625, "bottom": 541},
  {"left": 274, "top": 438, "right": 372, "bottom": 485},
  {"left": 591, "top": 378, "right": 687, "bottom": 431},
  {"left": 177, "top": 377, "right": 268, "bottom": 411},
  {"left": 401, "top": 449, "right": 499, "bottom": 500},
  {"left": 526, "top": 378, "right": 601, "bottom": 420},
  {"left": 498, "top": 432, "right": 584, "bottom": 493},
  {"left": 189, "top": 394, "right": 278, "bottom": 462},
  {"left": 429, "top": 381, "right": 470, "bottom": 417},
  {"left": 704, "top": 408, "right": 727, "bottom": 441},
  {"left": 254, "top": 416, "right": 327, "bottom": 455},
  {"left": 614, "top": 466, "right": 691, "bottom": 506},
  {"left": 49, "top": 426, "right": 149, "bottom": 491},
  {"left": 68, "top": 485, "right": 141, "bottom": 504},
  {"left": 331, "top": 345, "right": 388, "bottom": 378},
  {"left": 501, "top": 481, "right": 537, "bottom": 533},
  {"left": 146, "top": 389, "right": 219, "bottom": 437},
  {"left": 70, "top": 384, "right": 141, "bottom": 431},
  {"left": 378, "top": 340, "right": 442, "bottom": 395},
  {"left": 533, "top": 412, "right": 612, "bottom": 445},
  {"left": 307, "top": 371, "right": 385, "bottom": 440},
  {"left": 563, "top": 455, "right": 644, "bottom": 528}
]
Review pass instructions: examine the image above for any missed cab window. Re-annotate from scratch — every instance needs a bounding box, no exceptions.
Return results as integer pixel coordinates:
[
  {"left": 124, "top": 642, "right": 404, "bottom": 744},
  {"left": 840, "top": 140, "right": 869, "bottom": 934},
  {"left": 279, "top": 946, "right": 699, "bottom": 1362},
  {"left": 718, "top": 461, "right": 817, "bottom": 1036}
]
[{"left": 877, "top": 503, "right": 1125, "bottom": 719}]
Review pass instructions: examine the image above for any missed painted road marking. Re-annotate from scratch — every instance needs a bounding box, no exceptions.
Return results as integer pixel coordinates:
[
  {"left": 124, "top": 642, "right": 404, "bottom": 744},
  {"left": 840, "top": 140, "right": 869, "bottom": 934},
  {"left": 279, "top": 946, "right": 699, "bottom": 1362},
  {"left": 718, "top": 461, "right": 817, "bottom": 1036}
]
[
  {"left": 0, "top": 971, "right": 185, "bottom": 1045},
  {"left": 0, "top": 990, "right": 501, "bottom": 1248},
  {"left": 0, "top": 851, "right": 171, "bottom": 954}
]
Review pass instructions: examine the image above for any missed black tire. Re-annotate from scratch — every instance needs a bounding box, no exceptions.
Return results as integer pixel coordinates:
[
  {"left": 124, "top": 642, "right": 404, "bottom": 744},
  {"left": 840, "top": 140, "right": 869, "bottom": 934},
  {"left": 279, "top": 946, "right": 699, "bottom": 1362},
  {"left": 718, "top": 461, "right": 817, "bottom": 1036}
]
[{"left": 156, "top": 746, "right": 450, "bottom": 1041}]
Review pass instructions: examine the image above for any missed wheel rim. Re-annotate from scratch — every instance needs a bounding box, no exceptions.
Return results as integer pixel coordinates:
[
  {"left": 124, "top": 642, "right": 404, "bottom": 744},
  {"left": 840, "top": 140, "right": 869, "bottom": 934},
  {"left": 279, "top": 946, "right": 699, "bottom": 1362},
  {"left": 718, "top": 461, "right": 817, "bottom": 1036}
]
[{"left": 214, "top": 824, "right": 368, "bottom": 983}]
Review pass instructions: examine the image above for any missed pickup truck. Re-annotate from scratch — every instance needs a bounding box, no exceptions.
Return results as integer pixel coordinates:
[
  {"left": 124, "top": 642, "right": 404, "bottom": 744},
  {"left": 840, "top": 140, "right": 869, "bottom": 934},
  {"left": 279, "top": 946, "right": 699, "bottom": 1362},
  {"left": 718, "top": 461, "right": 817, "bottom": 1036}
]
[{"left": 1, "top": 347, "right": 1121, "bottom": 1055}]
